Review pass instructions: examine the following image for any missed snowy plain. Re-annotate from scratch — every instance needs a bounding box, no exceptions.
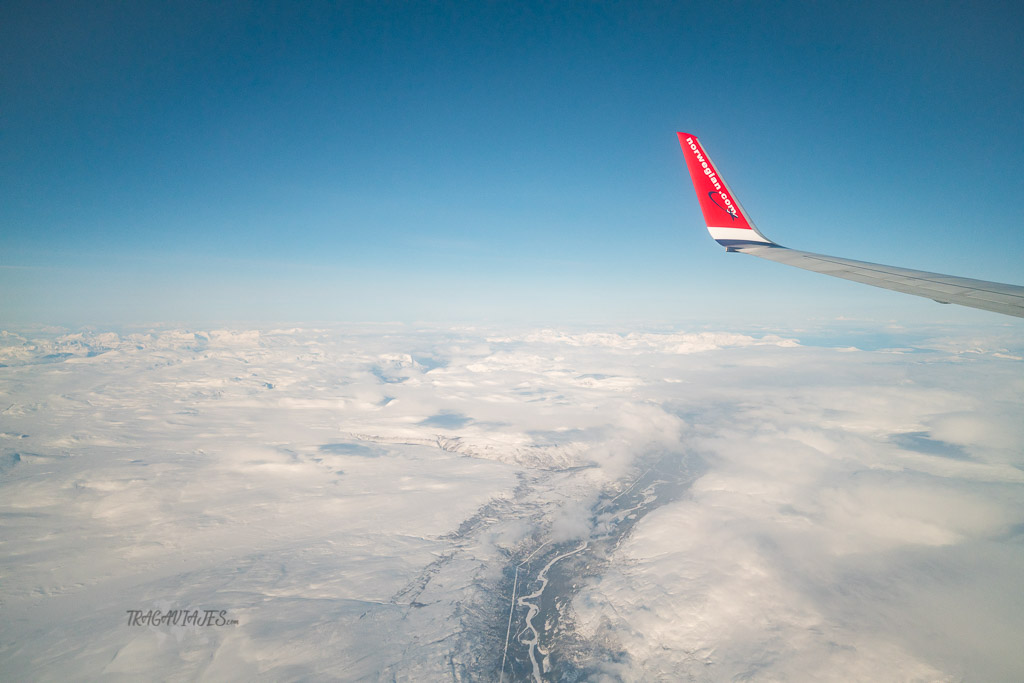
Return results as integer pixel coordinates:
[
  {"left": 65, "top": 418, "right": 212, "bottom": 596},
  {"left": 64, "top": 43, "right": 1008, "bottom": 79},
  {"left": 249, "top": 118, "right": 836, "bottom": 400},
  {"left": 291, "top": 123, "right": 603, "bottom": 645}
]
[{"left": 0, "top": 322, "right": 1022, "bottom": 681}]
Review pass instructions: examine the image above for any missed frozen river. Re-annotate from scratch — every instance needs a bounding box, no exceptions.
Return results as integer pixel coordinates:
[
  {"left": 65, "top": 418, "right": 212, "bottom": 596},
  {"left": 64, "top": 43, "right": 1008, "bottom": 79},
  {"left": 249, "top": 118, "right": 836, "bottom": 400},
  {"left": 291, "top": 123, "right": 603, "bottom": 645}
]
[{"left": 499, "top": 450, "right": 705, "bottom": 681}]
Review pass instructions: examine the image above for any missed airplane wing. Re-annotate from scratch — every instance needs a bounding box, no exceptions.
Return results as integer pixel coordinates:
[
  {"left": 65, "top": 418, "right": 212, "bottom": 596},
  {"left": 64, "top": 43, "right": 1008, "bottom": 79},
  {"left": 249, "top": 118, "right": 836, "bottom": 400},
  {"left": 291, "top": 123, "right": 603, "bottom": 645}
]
[{"left": 677, "top": 132, "right": 1024, "bottom": 318}]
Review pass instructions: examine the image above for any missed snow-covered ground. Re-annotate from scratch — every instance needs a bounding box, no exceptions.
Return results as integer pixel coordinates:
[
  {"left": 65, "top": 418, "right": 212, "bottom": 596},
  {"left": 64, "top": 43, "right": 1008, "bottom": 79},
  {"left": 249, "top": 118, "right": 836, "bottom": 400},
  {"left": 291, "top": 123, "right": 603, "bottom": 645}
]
[{"left": 1, "top": 323, "right": 1022, "bottom": 680}]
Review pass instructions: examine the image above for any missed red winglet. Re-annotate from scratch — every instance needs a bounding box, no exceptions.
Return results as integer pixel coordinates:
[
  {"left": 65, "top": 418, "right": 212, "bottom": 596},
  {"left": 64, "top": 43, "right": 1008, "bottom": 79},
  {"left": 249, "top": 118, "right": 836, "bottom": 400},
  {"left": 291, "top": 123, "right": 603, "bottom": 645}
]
[{"left": 677, "top": 132, "right": 755, "bottom": 230}]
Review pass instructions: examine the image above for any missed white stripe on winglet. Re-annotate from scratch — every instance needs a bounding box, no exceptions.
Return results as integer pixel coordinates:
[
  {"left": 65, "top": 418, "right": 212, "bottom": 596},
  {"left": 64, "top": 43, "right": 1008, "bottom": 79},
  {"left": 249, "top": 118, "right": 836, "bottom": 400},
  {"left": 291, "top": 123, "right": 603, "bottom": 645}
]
[{"left": 707, "top": 226, "right": 772, "bottom": 243}]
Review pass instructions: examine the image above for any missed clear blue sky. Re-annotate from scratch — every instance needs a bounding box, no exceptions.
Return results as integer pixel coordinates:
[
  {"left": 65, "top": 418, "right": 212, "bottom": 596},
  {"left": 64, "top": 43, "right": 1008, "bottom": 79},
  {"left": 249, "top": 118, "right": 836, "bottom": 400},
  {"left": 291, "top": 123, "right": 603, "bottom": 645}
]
[{"left": 3, "top": 1, "right": 1023, "bottom": 326}]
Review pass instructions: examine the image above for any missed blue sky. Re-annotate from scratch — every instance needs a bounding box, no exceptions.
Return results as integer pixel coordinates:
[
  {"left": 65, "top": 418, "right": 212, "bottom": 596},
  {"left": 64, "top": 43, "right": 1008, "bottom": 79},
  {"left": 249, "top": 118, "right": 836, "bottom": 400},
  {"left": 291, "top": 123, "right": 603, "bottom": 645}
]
[{"left": 2, "top": 1, "right": 1023, "bottom": 326}]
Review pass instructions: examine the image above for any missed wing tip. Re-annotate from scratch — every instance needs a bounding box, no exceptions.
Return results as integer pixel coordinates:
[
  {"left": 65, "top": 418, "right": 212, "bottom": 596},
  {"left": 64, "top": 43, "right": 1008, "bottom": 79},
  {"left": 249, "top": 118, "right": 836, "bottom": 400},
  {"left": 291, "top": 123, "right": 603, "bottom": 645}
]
[{"left": 677, "top": 132, "right": 775, "bottom": 247}]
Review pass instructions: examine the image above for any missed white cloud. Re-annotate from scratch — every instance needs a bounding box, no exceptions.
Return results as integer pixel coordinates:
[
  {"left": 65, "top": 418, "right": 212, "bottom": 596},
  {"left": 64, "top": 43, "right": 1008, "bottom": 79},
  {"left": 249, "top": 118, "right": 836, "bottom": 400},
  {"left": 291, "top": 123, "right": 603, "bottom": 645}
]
[{"left": 0, "top": 323, "right": 1021, "bottom": 679}]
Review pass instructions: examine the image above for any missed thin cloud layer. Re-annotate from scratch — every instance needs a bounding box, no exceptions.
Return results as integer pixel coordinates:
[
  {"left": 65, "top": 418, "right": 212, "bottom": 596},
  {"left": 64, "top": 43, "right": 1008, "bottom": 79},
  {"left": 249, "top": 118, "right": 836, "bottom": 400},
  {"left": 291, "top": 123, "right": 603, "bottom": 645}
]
[{"left": 0, "top": 323, "right": 1021, "bottom": 679}]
